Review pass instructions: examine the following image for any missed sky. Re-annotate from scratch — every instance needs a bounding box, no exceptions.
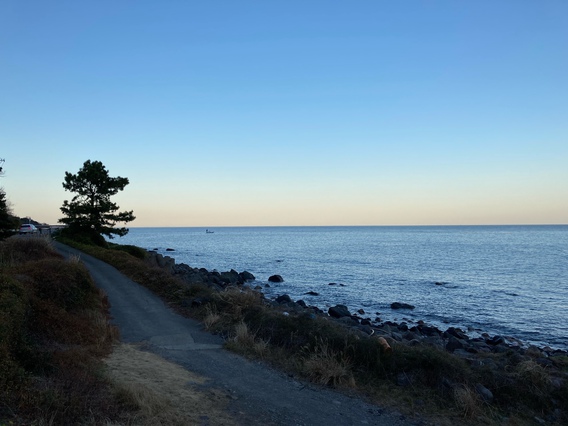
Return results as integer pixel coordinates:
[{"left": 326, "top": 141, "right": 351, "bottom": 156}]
[{"left": 1, "top": 1, "right": 567, "bottom": 227}]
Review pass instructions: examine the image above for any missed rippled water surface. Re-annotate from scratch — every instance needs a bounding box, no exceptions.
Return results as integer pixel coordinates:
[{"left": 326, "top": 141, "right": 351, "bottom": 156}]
[{"left": 116, "top": 226, "right": 568, "bottom": 349}]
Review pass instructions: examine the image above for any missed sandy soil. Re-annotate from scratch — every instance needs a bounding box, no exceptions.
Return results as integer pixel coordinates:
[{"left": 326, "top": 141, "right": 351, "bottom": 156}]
[{"left": 104, "top": 343, "right": 238, "bottom": 426}]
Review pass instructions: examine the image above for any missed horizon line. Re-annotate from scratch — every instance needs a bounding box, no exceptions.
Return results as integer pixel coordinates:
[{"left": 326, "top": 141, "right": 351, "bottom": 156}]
[{"left": 122, "top": 223, "right": 568, "bottom": 229}]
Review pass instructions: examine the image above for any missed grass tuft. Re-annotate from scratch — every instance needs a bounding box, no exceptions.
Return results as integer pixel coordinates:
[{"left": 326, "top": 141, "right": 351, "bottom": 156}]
[
  {"left": 302, "top": 338, "right": 355, "bottom": 387},
  {"left": 453, "top": 384, "right": 483, "bottom": 419},
  {"left": 226, "top": 321, "right": 269, "bottom": 358}
]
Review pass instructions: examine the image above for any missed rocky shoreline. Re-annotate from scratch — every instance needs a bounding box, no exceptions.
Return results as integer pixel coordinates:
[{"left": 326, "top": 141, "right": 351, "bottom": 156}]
[{"left": 147, "top": 250, "right": 568, "bottom": 397}]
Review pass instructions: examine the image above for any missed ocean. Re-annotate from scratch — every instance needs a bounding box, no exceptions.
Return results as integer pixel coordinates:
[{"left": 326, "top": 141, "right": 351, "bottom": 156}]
[{"left": 114, "top": 225, "right": 568, "bottom": 350}]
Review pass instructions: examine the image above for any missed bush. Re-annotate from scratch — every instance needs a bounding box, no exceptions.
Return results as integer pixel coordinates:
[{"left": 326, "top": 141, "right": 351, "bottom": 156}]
[
  {"left": 18, "top": 258, "right": 96, "bottom": 311},
  {"left": 0, "top": 236, "right": 60, "bottom": 265},
  {"left": 0, "top": 238, "right": 123, "bottom": 424},
  {"left": 108, "top": 243, "right": 147, "bottom": 260},
  {"left": 59, "top": 227, "right": 108, "bottom": 247}
]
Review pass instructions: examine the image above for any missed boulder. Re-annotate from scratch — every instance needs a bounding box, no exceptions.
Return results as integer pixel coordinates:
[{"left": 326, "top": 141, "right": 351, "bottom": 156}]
[
  {"left": 220, "top": 269, "right": 242, "bottom": 285},
  {"left": 275, "top": 294, "right": 292, "bottom": 304},
  {"left": 239, "top": 270, "right": 256, "bottom": 281},
  {"left": 418, "top": 325, "right": 440, "bottom": 336},
  {"left": 390, "top": 302, "right": 415, "bottom": 310},
  {"left": 485, "top": 335, "right": 505, "bottom": 346},
  {"left": 358, "top": 325, "right": 375, "bottom": 336},
  {"left": 304, "top": 291, "right": 319, "bottom": 296},
  {"left": 328, "top": 304, "right": 351, "bottom": 318},
  {"left": 446, "top": 336, "right": 464, "bottom": 352},
  {"left": 444, "top": 327, "right": 468, "bottom": 340},
  {"left": 475, "top": 384, "right": 494, "bottom": 402},
  {"left": 268, "top": 274, "right": 284, "bottom": 283},
  {"left": 338, "top": 316, "right": 359, "bottom": 326},
  {"left": 147, "top": 252, "right": 175, "bottom": 274}
]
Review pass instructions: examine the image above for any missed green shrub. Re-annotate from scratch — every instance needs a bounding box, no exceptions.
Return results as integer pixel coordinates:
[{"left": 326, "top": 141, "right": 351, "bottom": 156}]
[
  {"left": 59, "top": 227, "right": 108, "bottom": 247},
  {"left": 109, "top": 243, "right": 147, "bottom": 259}
]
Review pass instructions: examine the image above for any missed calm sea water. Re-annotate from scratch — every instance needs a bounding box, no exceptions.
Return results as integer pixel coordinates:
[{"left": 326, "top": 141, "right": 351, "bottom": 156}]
[{"left": 115, "top": 226, "right": 568, "bottom": 349}]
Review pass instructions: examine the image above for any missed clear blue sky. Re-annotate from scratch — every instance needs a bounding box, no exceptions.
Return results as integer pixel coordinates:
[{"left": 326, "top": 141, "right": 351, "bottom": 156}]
[{"left": 1, "top": 1, "right": 567, "bottom": 226}]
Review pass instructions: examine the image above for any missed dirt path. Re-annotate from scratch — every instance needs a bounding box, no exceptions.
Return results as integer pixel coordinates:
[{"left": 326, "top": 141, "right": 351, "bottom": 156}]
[{"left": 55, "top": 242, "right": 415, "bottom": 426}]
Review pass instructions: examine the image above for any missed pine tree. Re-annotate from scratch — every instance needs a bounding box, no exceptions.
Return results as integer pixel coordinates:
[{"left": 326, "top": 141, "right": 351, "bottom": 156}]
[{"left": 59, "top": 160, "right": 135, "bottom": 244}]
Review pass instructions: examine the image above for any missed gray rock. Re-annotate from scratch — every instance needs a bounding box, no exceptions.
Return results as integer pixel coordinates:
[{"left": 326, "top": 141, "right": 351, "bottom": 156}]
[
  {"left": 338, "top": 316, "right": 359, "bottom": 326},
  {"left": 485, "top": 335, "right": 505, "bottom": 346},
  {"left": 391, "top": 332, "right": 403, "bottom": 342},
  {"left": 328, "top": 304, "right": 351, "bottom": 318},
  {"left": 444, "top": 327, "right": 469, "bottom": 340},
  {"left": 358, "top": 325, "right": 375, "bottom": 336},
  {"left": 275, "top": 294, "right": 293, "bottom": 304},
  {"left": 220, "top": 270, "right": 241, "bottom": 284},
  {"left": 419, "top": 325, "right": 440, "bottom": 336},
  {"left": 446, "top": 336, "right": 464, "bottom": 352},
  {"left": 475, "top": 384, "right": 494, "bottom": 402},
  {"left": 390, "top": 302, "right": 415, "bottom": 310},
  {"left": 239, "top": 271, "right": 256, "bottom": 281},
  {"left": 268, "top": 274, "right": 284, "bottom": 283},
  {"left": 149, "top": 252, "right": 175, "bottom": 273}
]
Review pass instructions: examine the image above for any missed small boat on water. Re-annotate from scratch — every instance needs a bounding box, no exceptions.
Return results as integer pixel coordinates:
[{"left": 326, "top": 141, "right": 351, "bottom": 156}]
[{"left": 206, "top": 229, "right": 214, "bottom": 234}]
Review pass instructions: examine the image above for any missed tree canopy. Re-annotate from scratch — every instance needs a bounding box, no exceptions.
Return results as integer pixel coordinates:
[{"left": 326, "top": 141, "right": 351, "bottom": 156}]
[
  {"left": 59, "top": 160, "right": 135, "bottom": 244},
  {"left": 0, "top": 159, "right": 19, "bottom": 240}
]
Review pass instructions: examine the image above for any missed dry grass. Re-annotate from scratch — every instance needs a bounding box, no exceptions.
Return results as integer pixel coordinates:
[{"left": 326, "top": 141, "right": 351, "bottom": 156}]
[
  {"left": 0, "top": 235, "right": 59, "bottom": 266},
  {"left": 512, "top": 359, "right": 553, "bottom": 405},
  {"left": 226, "top": 321, "right": 269, "bottom": 357},
  {"left": 203, "top": 305, "right": 222, "bottom": 331},
  {"left": 514, "top": 360, "right": 551, "bottom": 389},
  {"left": 105, "top": 343, "right": 237, "bottom": 426},
  {"left": 302, "top": 338, "right": 355, "bottom": 387},
  {"left": 113, "top": 381, "right": 174, "bottom": 424},
  {"left": 453, "top": 385, "right": 483, "bottom": 419},
  {"left": 218, "top": 286, "right": 265, "bottom": 317}
]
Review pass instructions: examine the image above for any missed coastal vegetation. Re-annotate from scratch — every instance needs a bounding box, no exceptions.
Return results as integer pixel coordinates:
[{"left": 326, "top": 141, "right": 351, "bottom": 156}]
[
  {"left": 58, "top": 236, "right": 568, "bottom": 425},
  {"left": 0, "top": 236, "right": 123, "bottom": 423}
]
